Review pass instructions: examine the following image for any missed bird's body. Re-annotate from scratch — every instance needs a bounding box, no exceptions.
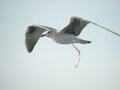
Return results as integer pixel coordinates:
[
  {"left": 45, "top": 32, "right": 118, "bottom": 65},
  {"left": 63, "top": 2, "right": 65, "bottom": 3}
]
[
  {"left": 53, "top": 33, "right": 79, "bottom": 44},
  {"left": 25, "top": 16, "right": 120, "bottom": 67},
  {"left": 47, "top": 30, "right": 90, "bottom": 44}
]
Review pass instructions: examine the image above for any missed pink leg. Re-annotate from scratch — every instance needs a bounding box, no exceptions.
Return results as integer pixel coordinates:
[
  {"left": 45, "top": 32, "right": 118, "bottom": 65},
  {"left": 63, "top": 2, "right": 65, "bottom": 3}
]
[
  {"left": 72, "top": 44, "right": 80, "bottom": 67},
  {"left": 72, "top": 44, "right": 80, "bottom": 55}
]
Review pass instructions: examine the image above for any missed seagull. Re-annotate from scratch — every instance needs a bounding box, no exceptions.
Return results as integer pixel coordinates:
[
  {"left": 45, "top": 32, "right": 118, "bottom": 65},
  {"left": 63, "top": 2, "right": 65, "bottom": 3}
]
[{"left": 25, "top": 16, "right": 120, "bottom": 67}]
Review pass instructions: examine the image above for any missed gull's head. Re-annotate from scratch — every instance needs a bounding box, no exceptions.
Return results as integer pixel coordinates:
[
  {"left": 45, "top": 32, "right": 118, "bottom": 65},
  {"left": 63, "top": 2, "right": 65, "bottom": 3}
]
[{"left": 41, "top": 30, "right": 55, "bottom": 38}]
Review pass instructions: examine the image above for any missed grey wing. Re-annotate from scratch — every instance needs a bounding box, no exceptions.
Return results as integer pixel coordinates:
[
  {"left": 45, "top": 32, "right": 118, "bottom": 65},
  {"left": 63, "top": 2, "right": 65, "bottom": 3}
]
[
  {"left": 25, "top": 25, "right": 50, "bottom": 52},
  {"left": 60, "top": 16, "right": 89, "bottom": 36}
]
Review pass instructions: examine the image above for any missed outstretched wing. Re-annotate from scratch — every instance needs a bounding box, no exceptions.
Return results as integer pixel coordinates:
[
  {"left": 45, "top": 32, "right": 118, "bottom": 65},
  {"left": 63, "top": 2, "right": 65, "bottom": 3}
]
[
  {"left": 25, "top": 25, "right": 52, "bottom": 52},
  {"left": 60, "top": 16, "right": 89, "bottom": 36}
]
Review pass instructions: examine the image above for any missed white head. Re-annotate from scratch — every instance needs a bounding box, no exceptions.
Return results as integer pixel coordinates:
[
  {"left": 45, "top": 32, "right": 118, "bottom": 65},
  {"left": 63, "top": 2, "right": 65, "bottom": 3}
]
[{"left": 41, "top": 30, "right": 56, "bottom": 38}]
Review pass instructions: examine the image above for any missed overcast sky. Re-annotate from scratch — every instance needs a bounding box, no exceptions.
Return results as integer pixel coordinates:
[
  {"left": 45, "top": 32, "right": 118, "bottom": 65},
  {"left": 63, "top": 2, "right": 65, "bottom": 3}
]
[{"left": 0, "top": 0, "right": 120, "bottom": 90}]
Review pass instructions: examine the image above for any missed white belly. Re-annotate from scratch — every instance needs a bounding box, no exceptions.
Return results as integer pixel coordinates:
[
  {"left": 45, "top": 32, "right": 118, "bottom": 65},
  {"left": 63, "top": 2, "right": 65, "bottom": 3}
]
[{"left": 51, "top": 34, "right": 79, "bottom": 44}]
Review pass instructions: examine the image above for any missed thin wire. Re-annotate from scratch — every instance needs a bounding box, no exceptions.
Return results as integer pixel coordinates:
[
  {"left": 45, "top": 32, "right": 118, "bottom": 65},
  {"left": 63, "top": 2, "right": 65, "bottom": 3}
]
[
  {"left": 90, "top": 21, "right": 120, "bottom": 37},
  {"left": 79, "top": 17, "right": 120, "bottom": 37}
]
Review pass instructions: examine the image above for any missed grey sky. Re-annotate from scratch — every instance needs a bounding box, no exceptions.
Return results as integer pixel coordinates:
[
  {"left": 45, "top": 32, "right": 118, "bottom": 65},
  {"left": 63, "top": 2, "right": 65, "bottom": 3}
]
[{"left": 0, "top": 0, "right": 120, "bottom": 90}]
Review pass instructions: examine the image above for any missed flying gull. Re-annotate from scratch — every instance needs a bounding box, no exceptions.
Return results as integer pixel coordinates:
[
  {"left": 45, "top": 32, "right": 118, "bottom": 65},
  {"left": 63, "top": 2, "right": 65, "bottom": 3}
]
[{"left": 25, "top": 16, "right": 120, "bottom": 67}]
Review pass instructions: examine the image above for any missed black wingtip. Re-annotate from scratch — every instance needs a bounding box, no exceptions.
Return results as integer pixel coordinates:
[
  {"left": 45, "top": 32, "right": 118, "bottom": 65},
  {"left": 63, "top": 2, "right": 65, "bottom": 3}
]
[
  {"left": 87, "top": 41, "right": 92, "bottom": 43},
  {"left": 25, "top": 38, "right": 34, "bottom": 53},
  {"left": 26, "top": 47, "right": 32, "bottom": 53},
  {"left": 27, "top": 50, "right": 32, "bottom": 53},
  {"left": 26, "top": 46, "right": 34, "bottom": 53}
]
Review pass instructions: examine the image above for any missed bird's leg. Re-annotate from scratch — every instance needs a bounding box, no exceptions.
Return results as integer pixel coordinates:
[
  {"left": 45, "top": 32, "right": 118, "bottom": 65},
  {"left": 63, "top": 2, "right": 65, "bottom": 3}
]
[
  {"left": 72, "top": 44, "right": 80, "bottom": 67},
  {"left": 72, "top": 44, "right": 80, "bottom": 55}
]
